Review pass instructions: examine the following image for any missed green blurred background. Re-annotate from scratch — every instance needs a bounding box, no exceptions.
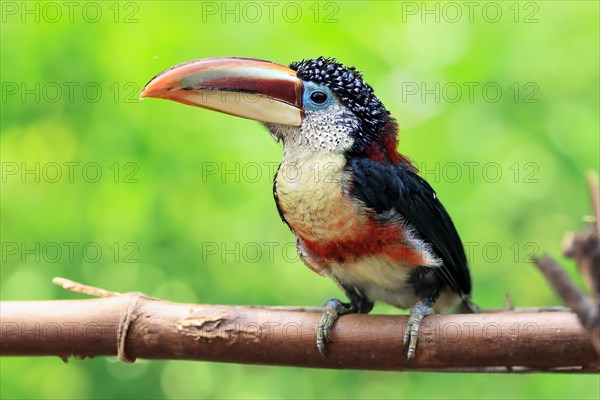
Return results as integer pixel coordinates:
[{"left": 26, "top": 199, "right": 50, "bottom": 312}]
[{"left": 1, "top": 1, "right": 599, "bottom": 398}]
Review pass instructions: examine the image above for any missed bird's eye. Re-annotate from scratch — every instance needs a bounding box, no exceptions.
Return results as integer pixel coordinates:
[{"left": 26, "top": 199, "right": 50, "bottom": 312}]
[
  {"left": 310, "top": 90, "right": 328, "bottom": 104},
  {"left": 302, "top": 82, "right": 334, "bottom": 110}
]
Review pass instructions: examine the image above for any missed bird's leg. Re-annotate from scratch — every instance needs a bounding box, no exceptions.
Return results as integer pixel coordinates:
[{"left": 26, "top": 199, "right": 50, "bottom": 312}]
[
  {"left": 317, "top": 286, "right": 373, "bottom": 356},
  {"left": 316, "top": 299, "right": 355, "bottom": 356},
  {"left": 403, "top": 298, "right": 435, "bottom": 361}
]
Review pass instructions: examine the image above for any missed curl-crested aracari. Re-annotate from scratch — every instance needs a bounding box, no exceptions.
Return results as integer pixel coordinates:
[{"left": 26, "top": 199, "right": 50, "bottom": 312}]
[{"left": 142, "top": 57, "right": 476, "bottom": 360}]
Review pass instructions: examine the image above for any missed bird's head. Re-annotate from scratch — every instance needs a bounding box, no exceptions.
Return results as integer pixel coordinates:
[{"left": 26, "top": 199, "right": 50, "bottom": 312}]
[{"left": 142, "top": 57, "right": 402, "bottom": 163}]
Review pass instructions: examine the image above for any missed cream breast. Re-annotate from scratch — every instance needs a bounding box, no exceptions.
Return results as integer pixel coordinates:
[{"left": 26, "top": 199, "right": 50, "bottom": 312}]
[{"left": 275, "top": 153, "right": 366, "bottom": 243}]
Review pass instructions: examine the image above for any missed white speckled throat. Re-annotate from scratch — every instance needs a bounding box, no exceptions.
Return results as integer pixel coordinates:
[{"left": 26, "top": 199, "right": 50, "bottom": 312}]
[{"left": 265, "top": 104, "right": 360, "bottom": 164}]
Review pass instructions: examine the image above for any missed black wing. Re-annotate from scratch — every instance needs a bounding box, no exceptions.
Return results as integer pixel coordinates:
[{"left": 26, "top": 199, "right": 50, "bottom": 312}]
[{"left": 349, "top": 158, "right": 471, "bottom": 297}]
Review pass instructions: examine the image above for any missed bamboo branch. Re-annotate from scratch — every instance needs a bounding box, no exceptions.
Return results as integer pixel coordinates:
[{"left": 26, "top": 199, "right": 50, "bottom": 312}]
[
  {"left": 2, "top": 173, "right": 599, "bottom": 372},
  {"left": 562, "top": 171, "right": 600, "bottom": 297},
  {"left": 533, "top": 255, "right": 599, "bottom": 353},
  {"left": 533, "top": 171, "right": 600, "bottom": 355},
  {"left": 0, "top": 282, "right": 598, "bottom": 372}
]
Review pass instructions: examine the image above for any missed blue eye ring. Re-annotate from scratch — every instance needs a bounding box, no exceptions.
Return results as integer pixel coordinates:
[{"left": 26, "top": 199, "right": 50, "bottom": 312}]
[{"left": 303, "top": 81, "right": 335, "bottom": 110}]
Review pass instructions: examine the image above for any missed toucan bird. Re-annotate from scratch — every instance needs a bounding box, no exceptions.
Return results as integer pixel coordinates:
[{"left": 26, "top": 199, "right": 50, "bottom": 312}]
[{"left": 141, "top": 57, "right": 476, "bottom": 360}]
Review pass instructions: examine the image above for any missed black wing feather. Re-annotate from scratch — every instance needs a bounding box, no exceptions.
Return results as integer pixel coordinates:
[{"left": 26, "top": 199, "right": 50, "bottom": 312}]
[{"left": 349, "top": 158, "right": 471, "bottom": 297}]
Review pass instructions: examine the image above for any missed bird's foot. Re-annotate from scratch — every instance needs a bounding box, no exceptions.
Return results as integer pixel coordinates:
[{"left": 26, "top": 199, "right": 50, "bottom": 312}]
[
  {"left": 316, "top": 299, "right": 354, "bottom": 356},
  {"left": 403, "top": 301, "right": 434, "bottom": 362}
]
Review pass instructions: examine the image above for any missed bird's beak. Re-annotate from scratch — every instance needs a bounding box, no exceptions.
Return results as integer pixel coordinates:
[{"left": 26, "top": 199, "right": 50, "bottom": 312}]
[{"left": 141, "top": 57, "right": 303, "bottom": 126}]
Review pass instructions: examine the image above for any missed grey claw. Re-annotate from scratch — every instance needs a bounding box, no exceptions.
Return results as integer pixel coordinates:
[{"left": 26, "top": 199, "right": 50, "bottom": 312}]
[
  {"left": 402, "top": 325, "right": 410, "bottom": 349},
  {"left": 317, "top": 338, "right": 326, "bottom": 356},
  {"left": 316, "top": 299, "right": 353, "bottom": 357},
  {"left": 403, "top": 302, "right": 434, "bottom": 362},
  {"left": 316, "top": 322, "right": 329, "bottom": 356}
]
